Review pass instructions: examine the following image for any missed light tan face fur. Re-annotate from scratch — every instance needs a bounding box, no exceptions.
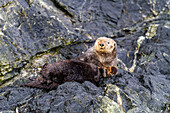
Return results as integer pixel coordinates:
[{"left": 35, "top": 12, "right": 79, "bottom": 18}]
[{"left": 94, "top": 37, "right": 117, "bottom": 53}]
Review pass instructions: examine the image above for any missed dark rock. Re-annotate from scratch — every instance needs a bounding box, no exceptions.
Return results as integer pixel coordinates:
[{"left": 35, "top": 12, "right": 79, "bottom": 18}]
[
  {"left": 0, "top": 86, "right": 43, "bottom": 111},
  {"left": 0, "top": 82, "right": 104, "bottom": 113},
  {"left": 0, "top": 0, "right": 169, "bottom": 112}
]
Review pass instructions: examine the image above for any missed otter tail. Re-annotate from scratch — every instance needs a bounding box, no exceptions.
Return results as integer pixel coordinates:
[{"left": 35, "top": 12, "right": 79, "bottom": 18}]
[{"left": 21, "top": 76, "right": 59, "bottom": 91}]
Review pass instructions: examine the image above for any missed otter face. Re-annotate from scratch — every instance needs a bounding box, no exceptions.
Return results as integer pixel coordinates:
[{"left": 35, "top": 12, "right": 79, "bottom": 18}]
[{"left": 95, "top": 37, "right": 117, "bottom": 53}]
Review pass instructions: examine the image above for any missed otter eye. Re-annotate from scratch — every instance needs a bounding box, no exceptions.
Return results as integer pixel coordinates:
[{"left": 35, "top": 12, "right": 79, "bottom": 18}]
[{"left": 114, "top": 43, "right": 116, "bottom": 47}]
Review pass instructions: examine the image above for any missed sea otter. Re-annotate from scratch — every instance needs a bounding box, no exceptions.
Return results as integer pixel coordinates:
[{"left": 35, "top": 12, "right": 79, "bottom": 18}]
[
  {"left": 22, "top": 60, "right": 103, "bottom": 91},
  {"left": 74, "top": 37, "right": 118, "bottom": 77},
  {"left": 22, "top": 37, "right": 117, "bottom": 90}
]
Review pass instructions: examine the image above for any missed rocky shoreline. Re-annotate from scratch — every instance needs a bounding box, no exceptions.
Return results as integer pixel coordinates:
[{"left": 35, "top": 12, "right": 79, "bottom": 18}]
[{"left": 0, "top": 0, "right": 169, "bottom": 112}]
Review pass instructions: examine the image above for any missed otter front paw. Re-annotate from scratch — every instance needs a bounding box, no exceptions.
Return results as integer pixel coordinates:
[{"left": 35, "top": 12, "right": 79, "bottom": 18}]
[{"left": 107, "top": 66, "right": 117, "bottom": 76}]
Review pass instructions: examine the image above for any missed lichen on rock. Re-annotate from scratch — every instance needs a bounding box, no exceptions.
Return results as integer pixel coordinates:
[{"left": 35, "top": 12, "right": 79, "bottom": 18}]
[{"left": 0, "top": 0, "right": 169, "bottom": 112}]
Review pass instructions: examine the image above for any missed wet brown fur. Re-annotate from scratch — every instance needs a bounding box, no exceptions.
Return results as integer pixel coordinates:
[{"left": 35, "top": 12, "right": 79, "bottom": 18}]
[{"left": 22, "top": 60, "right": 103, "bottom": 91}]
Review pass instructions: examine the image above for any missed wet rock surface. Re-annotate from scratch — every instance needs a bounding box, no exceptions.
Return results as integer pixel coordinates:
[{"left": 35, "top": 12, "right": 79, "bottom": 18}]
[{"left": 0, "top": 0, "right": 169, "bottom": 113}]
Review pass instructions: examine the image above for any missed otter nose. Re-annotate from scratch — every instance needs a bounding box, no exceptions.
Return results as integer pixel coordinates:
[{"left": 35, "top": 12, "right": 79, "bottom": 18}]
[{"left": 99, "top": 43, "right": 104, "bottom": 47}]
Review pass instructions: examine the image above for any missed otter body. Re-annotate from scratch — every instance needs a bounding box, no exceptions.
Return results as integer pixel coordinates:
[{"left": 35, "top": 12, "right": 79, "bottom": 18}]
[
  {"left": 75, "top": 37, "right": 118, "bottom": 77},
  {"left": 22, "top": 60, "right": 103, "bottom": 90}
]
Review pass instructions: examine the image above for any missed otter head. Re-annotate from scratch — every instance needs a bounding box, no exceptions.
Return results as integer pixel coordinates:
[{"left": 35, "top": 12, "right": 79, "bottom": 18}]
[{"left": 94, "top": 37, "right": 117, "bottom": 53}]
